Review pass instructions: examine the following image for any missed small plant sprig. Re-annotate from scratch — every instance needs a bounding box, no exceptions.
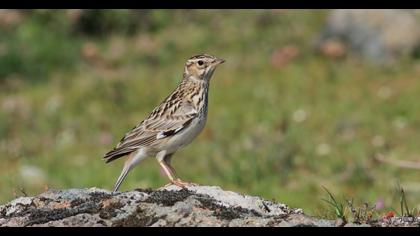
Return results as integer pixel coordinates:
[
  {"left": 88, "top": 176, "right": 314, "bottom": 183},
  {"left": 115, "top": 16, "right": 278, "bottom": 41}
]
[
  {"left": 394, "top": 182, "right": 418, "bottom": 217},
  {"left": 322, "top": 186, "right": 380, "bottom": 224},
  {"left": 347, "top": 199, "right": 376, "bottom": 224},
  {"left": 322, "top": 186, "right": 347, "bottom": 223}
]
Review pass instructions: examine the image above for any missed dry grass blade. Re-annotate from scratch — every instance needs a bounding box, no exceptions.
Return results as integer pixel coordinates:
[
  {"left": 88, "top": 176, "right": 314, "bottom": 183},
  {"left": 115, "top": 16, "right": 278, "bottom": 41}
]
[{"left": 375, "top": 154, "right": 420, "bottom": 170}]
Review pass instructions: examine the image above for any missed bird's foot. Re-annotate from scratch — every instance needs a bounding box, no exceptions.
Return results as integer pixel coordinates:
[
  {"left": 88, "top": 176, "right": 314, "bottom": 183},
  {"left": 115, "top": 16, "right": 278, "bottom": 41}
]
[
  {"left": 172, "top": 179, "right": 200, "bottom": 188},
  {"left": 158, "top": 179, "right": 198, "bottom": 190},
  {"left": 157, "top": 180, "right": 187, "bottom": 190},
  {"left": 169, "top": 179, "right": 188, "bottom": 189}
]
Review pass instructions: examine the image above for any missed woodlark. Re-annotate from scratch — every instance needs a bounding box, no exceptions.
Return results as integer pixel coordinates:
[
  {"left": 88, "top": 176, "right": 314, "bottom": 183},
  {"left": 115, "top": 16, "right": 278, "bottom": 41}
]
[{"left": 103, "top": 54, "right": 225, "bottom": 193}]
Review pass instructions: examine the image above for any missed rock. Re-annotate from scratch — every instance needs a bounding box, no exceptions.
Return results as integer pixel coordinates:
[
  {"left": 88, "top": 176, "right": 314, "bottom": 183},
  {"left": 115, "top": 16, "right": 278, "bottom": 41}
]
[
  {"left": 315, "top": 10, "right": 420, "bottom": 64},
  {"left": 0, "top": 185, "right": 323, "bottom": 227},
  {"left": 0, "top": 185, "right": 419, "bottom": 227},
  {"left": 344, "top": 223, "right": 371, "bottom": 227},
  {"left": 372, "top": 216, "right": 420, "bottom": 227}
]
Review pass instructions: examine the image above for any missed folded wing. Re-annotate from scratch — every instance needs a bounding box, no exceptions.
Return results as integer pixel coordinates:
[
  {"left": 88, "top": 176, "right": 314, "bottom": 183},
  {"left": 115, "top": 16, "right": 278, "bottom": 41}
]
[{"left": 103, "top": 101, "right": 197, "bottom": 163}]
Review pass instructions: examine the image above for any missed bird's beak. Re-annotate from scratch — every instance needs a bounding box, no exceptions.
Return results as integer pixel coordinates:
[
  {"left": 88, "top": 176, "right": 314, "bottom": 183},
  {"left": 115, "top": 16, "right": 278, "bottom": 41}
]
[{"left": 213, "top": 58, "right": 225, "bottom": 66}]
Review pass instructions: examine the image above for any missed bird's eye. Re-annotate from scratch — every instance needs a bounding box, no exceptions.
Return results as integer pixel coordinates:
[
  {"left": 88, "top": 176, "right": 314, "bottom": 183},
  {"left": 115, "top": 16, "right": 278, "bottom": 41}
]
[{"left": 197, "top": 60, "right": 204, "bottom": 66}]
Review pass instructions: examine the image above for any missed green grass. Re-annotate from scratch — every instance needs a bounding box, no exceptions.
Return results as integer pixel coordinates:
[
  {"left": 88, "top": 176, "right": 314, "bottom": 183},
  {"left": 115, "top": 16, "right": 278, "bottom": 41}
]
[
  {"left": 1, "top": 10, "right": 420, "bottom": 218},
  {"left": 322, "top": 186, "right": 347, "bottom": 222}
]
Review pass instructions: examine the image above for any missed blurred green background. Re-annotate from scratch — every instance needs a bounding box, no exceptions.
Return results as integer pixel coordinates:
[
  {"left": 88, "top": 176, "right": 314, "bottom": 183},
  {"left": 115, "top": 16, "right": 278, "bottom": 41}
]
[{"left": 1, "top": 9, "right": 420, "bottom": 218}]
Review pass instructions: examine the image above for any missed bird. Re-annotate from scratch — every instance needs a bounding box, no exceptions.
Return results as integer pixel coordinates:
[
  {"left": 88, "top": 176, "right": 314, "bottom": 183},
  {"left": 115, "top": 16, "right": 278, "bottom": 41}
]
[{"left": 103, "top": 53, "right": 225, "bottom": 193}]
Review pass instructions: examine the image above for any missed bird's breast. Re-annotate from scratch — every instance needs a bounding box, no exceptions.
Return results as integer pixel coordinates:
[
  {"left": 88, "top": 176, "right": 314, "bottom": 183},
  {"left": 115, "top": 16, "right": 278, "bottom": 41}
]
[{"left": 163, "top": 111, "right": 208, "bottom": 153}]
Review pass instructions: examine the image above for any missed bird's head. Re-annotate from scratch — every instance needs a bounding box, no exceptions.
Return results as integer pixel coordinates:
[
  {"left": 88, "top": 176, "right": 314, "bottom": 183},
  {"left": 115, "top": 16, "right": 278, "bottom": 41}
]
[{"left": 183, "top": 54, "right": 225, "bottom": 81}]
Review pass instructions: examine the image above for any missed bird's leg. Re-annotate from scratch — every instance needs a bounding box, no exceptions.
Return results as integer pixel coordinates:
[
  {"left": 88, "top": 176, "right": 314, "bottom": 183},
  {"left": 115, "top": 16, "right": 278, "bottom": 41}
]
[
  {"left": 164, "top": 156, "right": 198, "bottom": 187},
  {"left": 163, "top": 155, "right": 179, "bottom": 179},
  {"left": 158, "top": 160, "right": 188, "bottom": 189}
]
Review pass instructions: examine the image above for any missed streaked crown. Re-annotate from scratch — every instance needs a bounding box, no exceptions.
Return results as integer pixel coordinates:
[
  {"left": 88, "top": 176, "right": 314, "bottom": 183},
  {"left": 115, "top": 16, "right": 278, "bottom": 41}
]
[{"left": 184, "top": 53, "right": 225, "bottom": 81}]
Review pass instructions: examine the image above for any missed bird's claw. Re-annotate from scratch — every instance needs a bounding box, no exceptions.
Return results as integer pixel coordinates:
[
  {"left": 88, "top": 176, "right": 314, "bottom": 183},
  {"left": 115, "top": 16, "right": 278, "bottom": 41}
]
[{"left": 158, "top": 179, "right": 199, "bottom": 190}]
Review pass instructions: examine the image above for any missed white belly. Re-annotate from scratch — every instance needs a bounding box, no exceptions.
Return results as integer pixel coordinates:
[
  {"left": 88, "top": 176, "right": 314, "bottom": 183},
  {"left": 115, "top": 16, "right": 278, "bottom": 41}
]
[{"left": 163, "top": 115, "right": 207, "bottom": 154}]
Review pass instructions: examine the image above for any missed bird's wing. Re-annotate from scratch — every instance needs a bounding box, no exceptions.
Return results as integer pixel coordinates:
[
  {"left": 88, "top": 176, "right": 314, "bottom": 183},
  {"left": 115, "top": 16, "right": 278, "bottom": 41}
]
[{"left": 103, "top": 100, "right": 197, "bottom": 163}]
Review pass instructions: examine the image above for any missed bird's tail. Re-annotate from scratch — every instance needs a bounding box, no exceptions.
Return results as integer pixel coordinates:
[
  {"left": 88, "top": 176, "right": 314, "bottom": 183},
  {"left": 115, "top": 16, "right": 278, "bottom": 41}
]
[
  {"left": 113, "top": 164, "right": 132, "bottom": 193},
  {"left": 111, "top": 150, "right": 148, "bottom": 193}
]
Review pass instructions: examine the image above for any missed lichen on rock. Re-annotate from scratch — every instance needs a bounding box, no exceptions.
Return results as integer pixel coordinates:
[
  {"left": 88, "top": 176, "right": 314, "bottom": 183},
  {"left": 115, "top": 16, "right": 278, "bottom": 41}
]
[{"left": 0, "top": 185, "right": 419, "bottom": 227}]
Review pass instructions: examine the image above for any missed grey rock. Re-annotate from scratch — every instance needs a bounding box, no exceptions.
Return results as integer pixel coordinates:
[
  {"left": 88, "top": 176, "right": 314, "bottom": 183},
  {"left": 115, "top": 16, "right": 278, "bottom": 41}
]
[
  {"left": 315, "top": 10, "right": 420, "bottom": 64},
  {"left": 344, "top": 223, "right": 371, "bottom": 227},
  {"left": 372, "top": 216, "right": 420, "bottom": 227},
  {"left": 1, "top": 185, "right": 419, "bottom": 227}
]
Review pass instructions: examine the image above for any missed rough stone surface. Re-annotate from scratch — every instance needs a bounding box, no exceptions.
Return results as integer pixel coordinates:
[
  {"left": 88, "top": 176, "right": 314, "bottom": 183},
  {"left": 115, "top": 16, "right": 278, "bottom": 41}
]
[
  {"left": 315, "top": 9, "right": 420, "bottom": 64},
  {"left": 0, "top": 185, "right": 419, "bottom": 227}
]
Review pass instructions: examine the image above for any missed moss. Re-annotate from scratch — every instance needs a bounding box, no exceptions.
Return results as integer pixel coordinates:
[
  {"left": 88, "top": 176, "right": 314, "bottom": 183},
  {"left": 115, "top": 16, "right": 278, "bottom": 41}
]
[
  {"left": 15, "top": 191, "right": 113, "bottom": 226},
  {"left": 23, "top": 208, "right": 76, "bottom": 226},
  {"left": 111, "top": 205, "right": 161, "bottom": 227},
  {"left": 98, "top": 200, "right": 124, "bottom": 220},
  {"left": 96, "top": 219, "right": 107, "bottom": 226},
  {"left": 195, "top": 195, "right": 262, "bottom": 220},
  {"left": 143, "top": 188, "right": 263, "bottom": 221},
  {"left": 145, "top": 189, "right": 194, "bottom": 206},
  {"left": 70, "top": 198, "right": 85, "bottom": 208},
  {"left": 0, "top": 207, "right": 6, "bottom": 218},
  {"left": 89, "top": 191, "right": 112, "bottom": 201},
  {"left": 134, "top": 188, "right": 154, "bottom": 194}
]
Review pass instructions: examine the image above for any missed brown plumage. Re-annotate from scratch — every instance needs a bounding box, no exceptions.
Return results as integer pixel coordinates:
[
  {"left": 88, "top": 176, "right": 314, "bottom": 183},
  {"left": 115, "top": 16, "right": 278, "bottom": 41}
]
[{"left": 103, "top": 53, "right": 225, "bottom": 192}]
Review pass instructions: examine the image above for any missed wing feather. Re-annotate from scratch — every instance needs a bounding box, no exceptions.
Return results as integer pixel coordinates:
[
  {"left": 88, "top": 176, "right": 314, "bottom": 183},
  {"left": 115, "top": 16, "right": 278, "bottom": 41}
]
[{"left": 103, "top": 100, "right": 197, "bottom": 163}]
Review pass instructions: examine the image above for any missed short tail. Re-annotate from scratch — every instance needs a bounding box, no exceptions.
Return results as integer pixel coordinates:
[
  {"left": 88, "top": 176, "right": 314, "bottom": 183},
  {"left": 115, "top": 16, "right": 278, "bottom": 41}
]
[
  {"left": 110, "top": 149, "right": 148, "bottom": 193},
  {"left": 112, "top": 164, "right": 132, "bottom": 193}
]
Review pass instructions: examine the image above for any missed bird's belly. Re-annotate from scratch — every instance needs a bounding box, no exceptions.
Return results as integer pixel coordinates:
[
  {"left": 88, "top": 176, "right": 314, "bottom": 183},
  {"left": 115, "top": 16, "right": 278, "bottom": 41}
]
[{"left": 163, "top": 116, "right": 207, "bottom": 153}]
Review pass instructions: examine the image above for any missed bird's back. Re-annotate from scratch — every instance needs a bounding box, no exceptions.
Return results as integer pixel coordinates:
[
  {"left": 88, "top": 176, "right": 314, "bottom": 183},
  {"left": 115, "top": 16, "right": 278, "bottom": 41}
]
[{"left": 103, "top": 78, "right": 209, "bottom": 163}]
